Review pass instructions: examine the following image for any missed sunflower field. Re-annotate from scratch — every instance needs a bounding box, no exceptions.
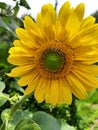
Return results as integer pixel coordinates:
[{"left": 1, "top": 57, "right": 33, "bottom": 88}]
[{"left": 0, "top": 0, "right": 98, "bottom": 130}]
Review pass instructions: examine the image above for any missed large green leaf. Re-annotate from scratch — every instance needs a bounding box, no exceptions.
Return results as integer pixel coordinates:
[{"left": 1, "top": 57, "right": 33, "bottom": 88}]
[
  {"left": 8, "top": 110, "right": 33, "bottom": 130},
  {"left": 32, "top": 111, "right": 61, "bottom": 130},
  {"left": 61, "top": 124, "right": 76, "bottom": 130}
]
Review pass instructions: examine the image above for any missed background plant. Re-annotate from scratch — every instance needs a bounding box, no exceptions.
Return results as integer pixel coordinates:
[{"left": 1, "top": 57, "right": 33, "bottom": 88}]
[{"left": 0, "top": 0, "right": 98, "bottom": 130}]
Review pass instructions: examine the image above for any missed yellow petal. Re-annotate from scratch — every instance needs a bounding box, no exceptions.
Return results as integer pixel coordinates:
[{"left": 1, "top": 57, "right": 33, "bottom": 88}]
[
  {"left": 8, "top": 55, "right": 34, "bottom": 66},
  {"left": 7, "top": 65, "right": 35, "bottom": 77},
  {"left": 17, "top": 72, "right": 38, "bottom": 86},
  {"left": 65, "top": 3, "right": 84, "bottom": 37},
  {"left": 24, "top": 84, "right": 35, "bottom": 95},
  {"left": 79, "top": 25, "right": 98, "bottom": 41},
  {"left": 65, "top": 12, "right": 80, "bottom": 36},
  {"left": 41, "top": 3, "right": 56, "bottom": 25},
  {"left": 70, "top": 24, "right": 98, "bottom": 48},
  {"left": 50, "top": 79, "right": 59, "bottom": 105},
  {"left": 34, "top": 78, "right": 46, "bottom": 103},
  {"left": 73, "top": 64, "right": 98, "bottom": 76},
  {"left": 74, "top": 56, "right": 98, "bottom": 64},
  {"left": 58, "top": 78, "right": 72, "bottom": 105},
  {"left": 13, "top": 40, "right": 21, "bottom": 47},
  {"left": 71, "top": 68, "right": 98, "bottom": 91},
  {"left": 45, "top": 79, "right": 59, "bottom": 106},
  {"left": 74, "top": 46, "right": 98, "bottom": 64},
  {"left": 36, "top": 4, "right": 56, "bottom": 40},
  {"left": 8, "top": 46, "right": 34, "bottom": 56},
  {"left": 13, "top": 40, "right": 35, "bottom": 52},
  {"left": 24, "top": 73, "right": 39, "bottom": 95},
  {"left": 66, "top": 73, "right": 87, "bottom": 99},
  {"left": 36, "top": 13, "right": 48, "bottom": 41},
  {"left": 80, "top": 16, "right": 96, "bottom": 29},
  {"left": 58, "top": 1, "right": 70, "bottom": 26},
  {"left": 75, "top": 3, "right": 84, "bottom": 20},
  {"left": 24, "top": 16, "right": 46, "bottom": 45},
  {"left": 24, "top": 16, "right": 38, "bottom": 31},
  {"left": 16, "top": 28, "right": 40, "bottom": 48}
]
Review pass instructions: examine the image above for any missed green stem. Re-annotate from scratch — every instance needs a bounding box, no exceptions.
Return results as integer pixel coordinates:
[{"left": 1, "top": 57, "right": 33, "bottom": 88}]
[
  {"left": 0, "top": 95, "right": 28, "bottom": 130},
  {"left": 0, "top": 122, "right": 6, "bottom": 130},
  {"left": 68, "top": 96, "right": 77, "bottom": 126},
  {"left": 9, "top": 95, "right": 27, "bottom": 117}
]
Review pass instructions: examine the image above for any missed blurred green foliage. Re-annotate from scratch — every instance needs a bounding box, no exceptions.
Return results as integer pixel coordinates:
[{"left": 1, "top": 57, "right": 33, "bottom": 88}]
[{"left": 0, "top": 0, "right": 98, "bottom": 130}]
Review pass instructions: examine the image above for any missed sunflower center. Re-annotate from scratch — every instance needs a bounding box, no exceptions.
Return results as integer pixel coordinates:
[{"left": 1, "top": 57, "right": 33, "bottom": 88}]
[
  {"left": 35, "top": 40, "right": 73, "bottom": 79},
  {"left": 41, "top": 48, "right": 66, "bottom": 73}
]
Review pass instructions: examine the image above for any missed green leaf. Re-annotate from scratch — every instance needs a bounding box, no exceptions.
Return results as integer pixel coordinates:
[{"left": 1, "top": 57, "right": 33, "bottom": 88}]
[
  {"left": 8, "top": 110, "right": 33, "bottom": 130},
  {"left": 0, "top": 2, "right": 6, "bottom": 9},
  {"left": 10, "top": 81, "right": 24, "bottom": 93},
  {"left": 61, "top": 124, "right": 75, "bottom": 130},
  {"left": 0, "top": 93, "right": 9, "bottom": 107},
  {"left": 0, "top": 81, "right": 9, "bottom": 107},
  {"left": 0, "top": 81, "right": 5, "bottom": 92},
  {"left": 13, "top": 2, "right": 19, "bottom": 16},
  {"left": 32, "top": 111, "right": 61, "bottom": 130},
  {"left": 20, "top": 0, "right": 31, "bottom": 9},
  {"left": 0, "top": 17, "right": 17, "bottom": 37},
  {"left": 0, "top": 42, "right": 11, "bottom": 67},
  {"left": 1, "top": 109, "right": 10, "bottom": 122},
  {"left": 15, "top": 118, "right": 41, "bottom": 130}
]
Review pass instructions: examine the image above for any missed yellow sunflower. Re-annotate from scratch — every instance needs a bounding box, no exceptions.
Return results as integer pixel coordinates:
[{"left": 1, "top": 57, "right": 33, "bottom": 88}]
[{"left": 7, "top": 2, "right": 98, "bottom": 105}]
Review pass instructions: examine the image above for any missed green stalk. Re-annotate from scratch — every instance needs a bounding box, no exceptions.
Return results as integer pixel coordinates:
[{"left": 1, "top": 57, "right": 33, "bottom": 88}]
[{"left": 68, "top": 96, "right": 78, "bottom": 126}]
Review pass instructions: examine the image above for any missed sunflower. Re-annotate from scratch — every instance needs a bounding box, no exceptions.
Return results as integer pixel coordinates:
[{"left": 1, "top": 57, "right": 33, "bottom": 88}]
[{"left": 7, "top": 2, "right": 98, "bottom": 105}]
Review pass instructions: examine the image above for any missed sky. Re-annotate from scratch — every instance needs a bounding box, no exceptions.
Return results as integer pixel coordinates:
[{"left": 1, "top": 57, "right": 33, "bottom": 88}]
[{"left": 1, "top": 0, "right": 98, "bottom": 18}]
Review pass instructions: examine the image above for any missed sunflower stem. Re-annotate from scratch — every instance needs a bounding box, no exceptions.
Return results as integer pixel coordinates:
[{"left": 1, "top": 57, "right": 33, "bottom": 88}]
[
  {"left": 9, "top": 95, "right": 27, "bottom": 117},
  {"left": 68, "top": 96, "right": 78, "bottom": 126},
  {"left": 0, "top": 95, "right": 28, "bottom": 130}
]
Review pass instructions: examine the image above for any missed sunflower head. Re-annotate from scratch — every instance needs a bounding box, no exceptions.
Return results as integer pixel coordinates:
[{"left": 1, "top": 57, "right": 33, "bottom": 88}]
[{"left": 7, "top": 1, "right": 98, "bottom": 106}]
